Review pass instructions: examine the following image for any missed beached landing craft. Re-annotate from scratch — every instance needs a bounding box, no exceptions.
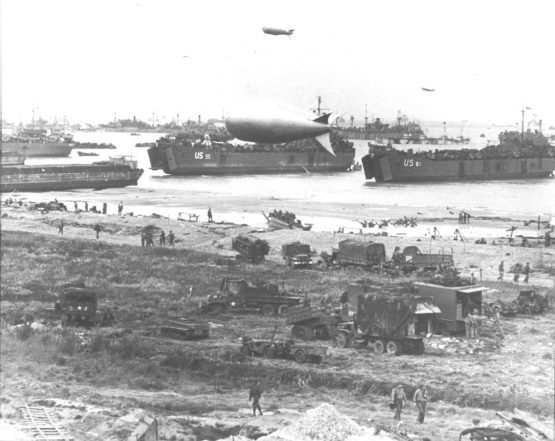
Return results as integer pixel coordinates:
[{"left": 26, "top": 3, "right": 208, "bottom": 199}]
[
  {"left": 362, "top": 130, "right": 555, "bottom": 182},
  {"left": 1, "top": 156, "right": 143, "bottom": 192},
  {"left": 1, "top": 128, "right": 74, "bottom": 157}
]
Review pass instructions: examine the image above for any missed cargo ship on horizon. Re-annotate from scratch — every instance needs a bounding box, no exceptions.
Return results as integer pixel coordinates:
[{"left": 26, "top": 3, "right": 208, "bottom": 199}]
[
  {"left": 148, "top": 131, "right": 356, "bottom": 175},
  {"left": 1, "top": 156, "right": 143, "bottom": 192},
  {"left": 361, "top": 130, "right": 555, "bottom": 182},
  {"left": 2, "top": 128, "right": 74, "bottom": 157}
]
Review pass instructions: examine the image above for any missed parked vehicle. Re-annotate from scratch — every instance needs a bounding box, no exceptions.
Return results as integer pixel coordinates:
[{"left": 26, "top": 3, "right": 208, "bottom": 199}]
[
  {"left": 413, "top": 282, "right": 487, "bottom": 335},
  {"left": 336, "top": 239, "right": 386, "bottom": 269},
  {"left": 55, "top": 287, "right": 99, "bottom": 327},
  {"left": 281, "top": 242, "right": 312, "bottom": 268},
  {"left": 285, "top": 304, "right": 348, "bottom": 340},
  {"left": 483, "top": 300, "right": 519, "bottom": 318},
  {"left": 160, "top": 318, "right": 210, "bottom": 339},
  {"left": 200, "top": 277, "right": 302, "bottom": 316},
  {"left": 240, "top": 336, "right": 327, "bottom": 364},
  {"left": 231, "top": 235, "right": 269, "bottom": 263},
  {"left": 517, "top": 289, "right": 549, "bottom": 315},
  {"left": 335, "top": 292, "right": 428, "bottom": 355},
  {"left": 393, "top": 246, "right": 454, "bottom": 272}
]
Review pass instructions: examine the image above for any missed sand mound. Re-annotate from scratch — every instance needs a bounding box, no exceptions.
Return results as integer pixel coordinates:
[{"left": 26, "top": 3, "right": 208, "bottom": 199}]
[{"left": 256, "top": 403, "right": 395, "bottom": 441}]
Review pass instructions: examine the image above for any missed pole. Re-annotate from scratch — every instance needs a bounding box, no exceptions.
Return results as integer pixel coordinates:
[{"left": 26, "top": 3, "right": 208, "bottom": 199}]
[{"left": 521, "top": 109, "right": 525, "bottom": 145}]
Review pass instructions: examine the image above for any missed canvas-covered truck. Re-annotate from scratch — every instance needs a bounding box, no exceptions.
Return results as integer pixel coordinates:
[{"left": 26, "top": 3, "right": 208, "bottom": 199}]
[
  {"left": 232, "top": 234, "right": 269, "bottom": 263},
  {"left": 54, "top": 286, "right": 114, "bottom": 327},
  {"left": 281, "top": 242, "right": 312, "bottom": 268},
  {"left": 200, "top": 277, "right": 302, "bottom": 316},
  {"left": 336, "top": 239, "right": 386, "bottom": 269},
  {"left": 393, "top": 246, "right": 454, "bottom": 272},
  {"left": 413, "top": 282, "right": 487, "bottom": 335},
  {"left": 335, "top": 293, "right": 431, "bottom": 355}
]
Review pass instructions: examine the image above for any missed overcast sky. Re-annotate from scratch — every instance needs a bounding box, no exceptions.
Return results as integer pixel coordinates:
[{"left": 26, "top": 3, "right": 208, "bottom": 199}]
[{"left": 2, "top": 0, "right": 554, "bottom": 126}]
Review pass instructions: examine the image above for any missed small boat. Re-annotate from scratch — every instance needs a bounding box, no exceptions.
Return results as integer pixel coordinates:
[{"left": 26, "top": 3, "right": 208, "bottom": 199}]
[
  {"left": 263, "top": 211, "right": 312, "bottom": 231},
  {"left": 77, "top": 151, "right": 99, "bottom": 156}
]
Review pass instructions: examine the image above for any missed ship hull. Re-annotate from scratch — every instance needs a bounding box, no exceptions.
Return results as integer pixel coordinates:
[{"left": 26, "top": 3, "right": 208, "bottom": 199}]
[
  {"left": 362, "top": 151, "right": 555, "bottom": 182},
  {"left": 1, "top": 164, "right": 143, "bottom": 192},
  {"left": 148, "top": 145, "right": 355, "bottom": 175},
  {"left": 1, "top": 142, "right": 73, "bottom": 157}
]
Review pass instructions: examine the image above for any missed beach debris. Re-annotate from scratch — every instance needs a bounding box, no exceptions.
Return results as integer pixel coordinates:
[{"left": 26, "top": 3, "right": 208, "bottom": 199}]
[
  {"left": 178, "top": 212, "right": 199, "bottom": 222},
  {"left": 28, "top": 200, "right": 67, "bottom": 213}
]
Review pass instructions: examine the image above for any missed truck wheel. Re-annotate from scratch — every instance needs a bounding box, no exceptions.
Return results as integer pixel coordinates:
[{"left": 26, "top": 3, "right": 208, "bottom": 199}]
[
  {"left": 263, "top": 346, "right": 275, "bottom": 359},
  {"left": 414, "top": 340, "right": 425, "bottom": 355},
  {"left": 373, "top": 339, "right": 385, "bottom": 355},
  {"left": 294, "top": 350, "right": 307, "bottom": 363},
  {"left": 292, "top": 325, "right": 306, "bottom": 339},
  {"left": 277, "top": 305, "right": 288, "bottom": 316},
  {"left": 336, "top": 332, "right": 349, "bottom": 348},
  {"left": 262, "top": 305, "right": 274, "bottom": 316},
  {"left": 523, "top": 305, "right": 532, "bottom": 315},
  {"left": 386, "top": 340, "right": 402, "bottom": 356}
]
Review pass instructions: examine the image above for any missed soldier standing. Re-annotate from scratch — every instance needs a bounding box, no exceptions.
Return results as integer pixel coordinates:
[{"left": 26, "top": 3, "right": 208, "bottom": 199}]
[
  {"left": 465, "top": 313, "right": 474, "bottom": 339},
  {"left": 168, "top": 230, "right": 175, "bottom": 246},
  {"left": 141, "top": 232, "right": 146, "bottom": 247},
  {"left": 159, "top": 230, "right": 166, "bottom": 246},
  {"left": 93, "top": 223, "right": 101, "bottom": 239},
  {"left": 523, "top": 262, "right": 530, "bottom": 283},
  {"left": 208, "top": 207, "right": 213, "bottom": 223},
  {"left": 118, "top": 201, "right": 124, "bottom": 216},
  {"left": 391, "top": 384, "right": 406, "bottom": 420},
  {"left": 513, "top": 265, "right": 520, "bottom": 283},
  {"left": 413, "top": 384, "right": 428, "bottom": 424},
  {"left": 85, "top": 201, "right": 89, "bottom": 212},
  {"left": 249, "top": 380, "right": 263, "bottom": 416},
  {"left": 58, "top": 220, "right": 64, "bottom": 235},
  {"left": 74, "top": 201, "right": 78, "bottom": 212},
  {"left": 497, "top": 261, "right": 504, "bottom": 281},
  {"left": 102, "top": 202, "right": 107, "bottom": 215}
]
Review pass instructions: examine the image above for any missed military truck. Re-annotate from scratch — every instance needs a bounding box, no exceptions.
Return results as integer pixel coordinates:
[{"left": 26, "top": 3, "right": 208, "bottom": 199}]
[
  {"left": 334, "top": 292, "right": 429, "bottom": 355},
  {"left": 393, "top": 246, "right": 454, "bottom": 272},
  {"left": 55, "top": 287, "right": 99, "bottom": 327},
  {"left": 336, "top": 239, "right": 386, "bottom": 269},
  {"left": 413, "top": 282, "right": 487, "bottom": 335},
  {"left": 200, "top": 277, "right": 302, "bottom": 316},
  {"left": 516, "top": 289, "right": 549, "bottom": 315},
  {"left": 281, "top": 242, "right": 312, "bottom": 268},
  {"left": 240, "top": 336, "right": 327, "bottom": 364},
  {"left": 231, "top": 235, "right": 269, "bottom": 263},
  {"left": 160, "top": 318, "right": 210, "bottom": 340},
  {"left": 285, "top": 304, "right": 348, "bottom": 340}
]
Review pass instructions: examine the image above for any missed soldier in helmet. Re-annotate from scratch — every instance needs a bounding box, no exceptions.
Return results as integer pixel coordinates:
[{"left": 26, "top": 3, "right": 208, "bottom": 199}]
[{"left": 249, "top": 379, "right": 263, "bottom": 416}]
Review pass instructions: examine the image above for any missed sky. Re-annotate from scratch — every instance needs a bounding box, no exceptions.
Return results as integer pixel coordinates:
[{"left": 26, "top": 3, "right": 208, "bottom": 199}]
[{"left": 2, "top": 0, "right": 554, "bottom": 126}]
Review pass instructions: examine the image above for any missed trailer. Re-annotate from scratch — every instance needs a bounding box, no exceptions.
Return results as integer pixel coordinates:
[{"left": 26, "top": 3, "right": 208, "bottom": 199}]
[
  {"left": 336, "top": 239, "right": 386, "bottom": 269},
  {"left": 240, "top": 337, "right": 327, "bottom": 364},
  {"left": 160, "top": 318, "right": 210, "bottom": 340},
  {"left": 414, "top": 282, "right": 487, "bottom": 335}
]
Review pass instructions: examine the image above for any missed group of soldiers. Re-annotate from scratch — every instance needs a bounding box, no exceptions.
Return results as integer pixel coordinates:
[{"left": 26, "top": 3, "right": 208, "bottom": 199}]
[
  {"left": 497, "top": 261, "right": 531, "bottom": 283},
  {"left": 390, "top": 384, "right": 428, "bottom": 423},
  {"left": 72, "top": 200, "right": 125, "bottom": 216},
  {"left": 141, "top": 230, "right": 175, "bottom": 247}
]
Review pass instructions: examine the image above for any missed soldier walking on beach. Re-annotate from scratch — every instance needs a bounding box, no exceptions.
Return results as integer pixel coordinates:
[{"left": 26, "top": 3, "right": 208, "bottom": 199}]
[
  {"left": 118, "top": 201, "right": 124, "bottom": 216},
  {"left": 85, "top": 201, "right": 89, "bottom": 212},
  {"left": 141, "top": 232, "right": 146, "bottom": 247},
  {"left": 168, "top": 230, "right": 175, "bottom": 246},
  {"left": 93, "top": 223, "right": 101, "bottom": 239},
  {"left": 513, "top": 265, "right": 520, "bottom": 283},
  {"left": 413, "top": 384, "right": 428, "bottom": 424},
  {"left": 497, "top": 261, "right": 504, "bottom": 281},
  {"left": 58, "top": 220, "right": 64, "bottom": 235},
  {"left": 391, "top": 384, "right": 406, "bottom": 420},
  {"left": 208, "top": 207, "right": 213, "bottom": 223},
  {"left": 102, "top": 202, "right": 107, "bottom": 215},
  {"left": 159, "top": 230, "right": 166, "bottom": 246},
  {"left": 523, "top": 262, "right": 530, "bottom": 283},
  {"left": 74, "top": 201, "right": 78, "bottom": 212},
  {"left": 249, "top": 380, "right": 263, "bottom": 416}
]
